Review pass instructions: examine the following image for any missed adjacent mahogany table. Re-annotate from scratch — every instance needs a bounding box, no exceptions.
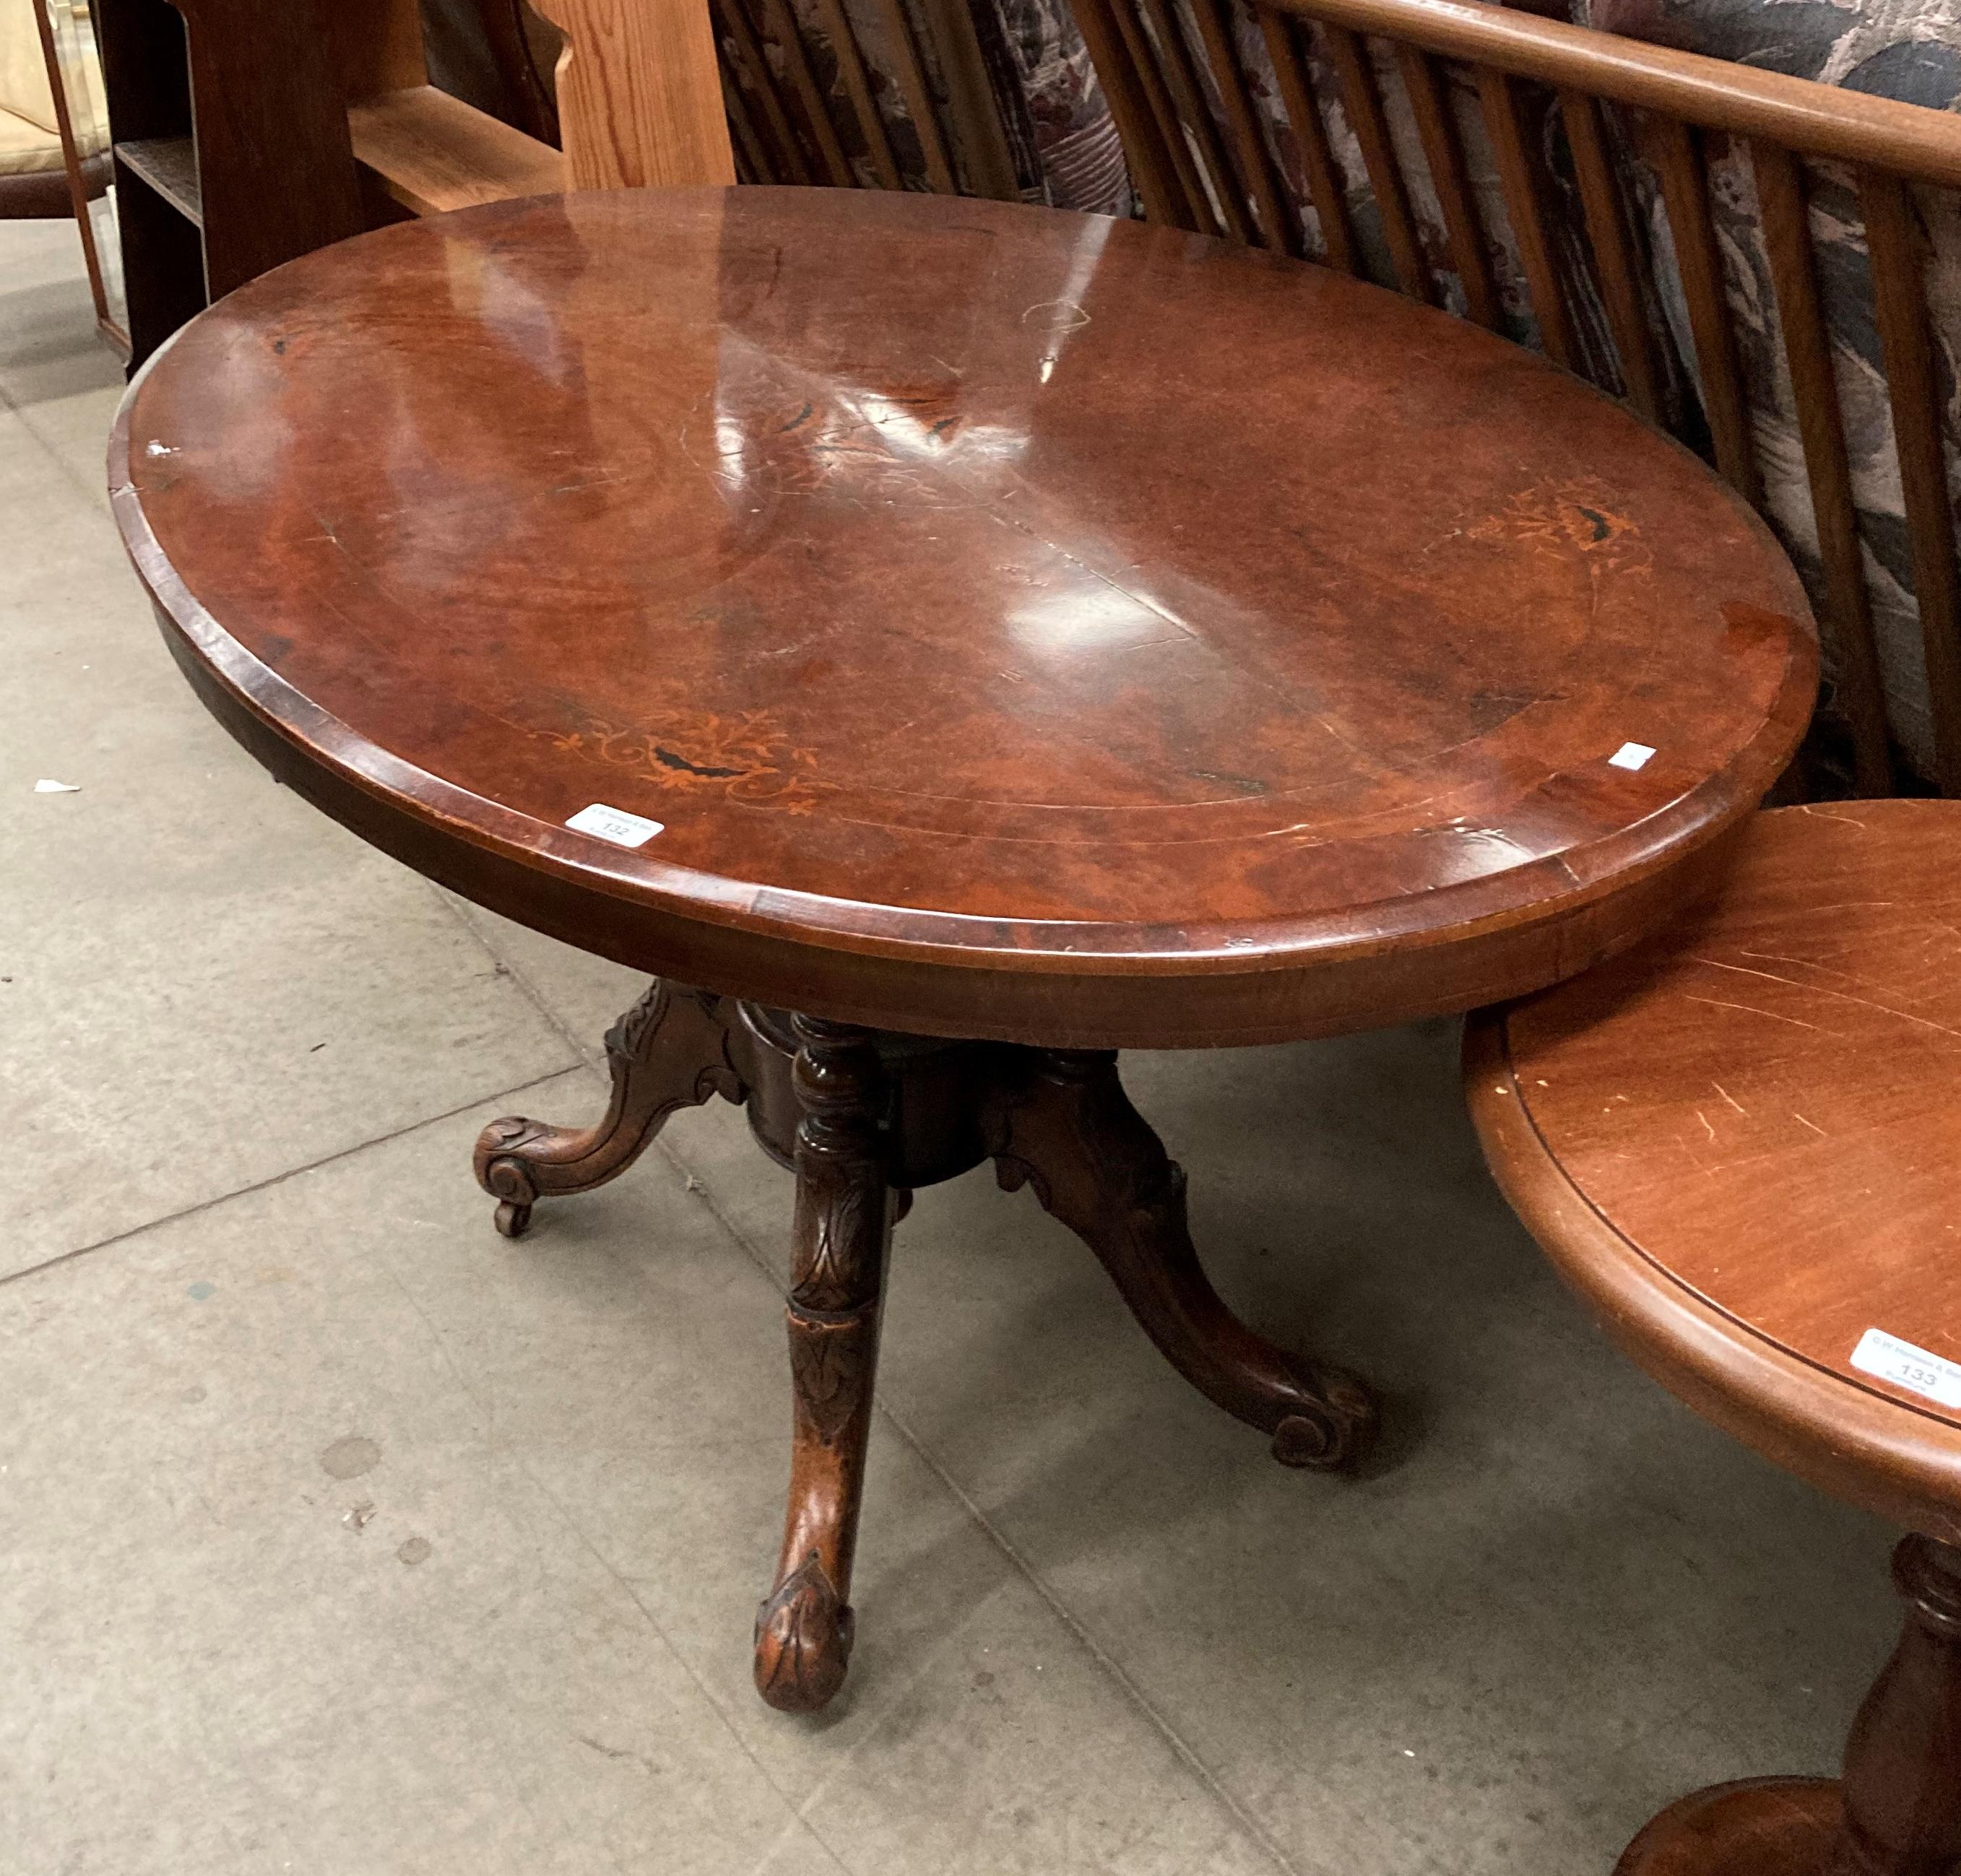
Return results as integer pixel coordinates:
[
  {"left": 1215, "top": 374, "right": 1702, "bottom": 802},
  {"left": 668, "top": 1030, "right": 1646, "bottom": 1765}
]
[
  {"left": 113, "top": 187, "right": 1816, "bottom": 1712},
  {"left": 1468, "top": 802, "right": 1961, "bottom": 1876}
]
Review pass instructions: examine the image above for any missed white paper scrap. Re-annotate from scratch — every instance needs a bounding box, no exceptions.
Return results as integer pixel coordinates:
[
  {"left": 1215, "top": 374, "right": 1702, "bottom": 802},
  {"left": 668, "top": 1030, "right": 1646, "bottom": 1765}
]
[
  {"left": 33, "top": 779, "right": 80, "bottom": 794},
  {"left": 566, "top": 803, "right": 664, "bottom": 848},
  {"left": 1608, "top": 743, "right": 1656, "bottom": 772},
  {"left": 1850, "top": 1327, "right": 1961, "bottom": 1411}
]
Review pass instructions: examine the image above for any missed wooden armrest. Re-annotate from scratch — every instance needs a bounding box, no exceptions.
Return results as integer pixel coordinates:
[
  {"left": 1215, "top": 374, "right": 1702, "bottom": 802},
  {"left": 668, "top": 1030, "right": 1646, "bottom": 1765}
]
[
  {"left": 349, "top": 84, "right": 566, "bottom": 216},
  {"left": 1273, "top": 0, "right": 1961, "bottom": 187}
]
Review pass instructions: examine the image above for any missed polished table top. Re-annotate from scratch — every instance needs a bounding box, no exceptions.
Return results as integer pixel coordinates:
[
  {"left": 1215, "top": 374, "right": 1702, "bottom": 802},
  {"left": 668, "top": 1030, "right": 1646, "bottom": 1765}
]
[{"left": 114, "top": 188, "right": 1817, "bottom": 1046}]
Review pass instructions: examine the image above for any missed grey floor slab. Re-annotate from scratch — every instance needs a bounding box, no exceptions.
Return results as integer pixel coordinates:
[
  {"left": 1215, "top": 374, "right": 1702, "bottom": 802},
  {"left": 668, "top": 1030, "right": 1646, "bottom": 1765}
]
[
  {"left": 2, "top": 1078, "right": 1294, "bottom": 1876},
  {"left": 1, "top": 409, "right": 578, "bottom": 1272},
  {"left": 0, "top": 219, "right": 125, "bottom": 412}
]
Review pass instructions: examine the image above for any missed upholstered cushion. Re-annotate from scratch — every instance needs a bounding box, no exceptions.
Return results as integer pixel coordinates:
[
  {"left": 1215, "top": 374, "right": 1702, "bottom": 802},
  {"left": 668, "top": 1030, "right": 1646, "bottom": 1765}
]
[
  {"left": 0, "top": 101, "right": 61, "bottom": 176},
  {"left": 0, "top": 0, "right": 59, "bottom": 134},
  {"left": 1583, "top": 0, "right": 1961, "bottom": 777}
]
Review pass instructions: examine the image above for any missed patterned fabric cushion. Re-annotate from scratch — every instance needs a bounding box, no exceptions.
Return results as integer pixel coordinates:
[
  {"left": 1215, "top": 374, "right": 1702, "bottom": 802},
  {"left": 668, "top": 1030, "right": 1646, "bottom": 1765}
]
[
  {"left": 782, "top": 0, "right": 1133, "bottom": 211},
  {"left": 1582, "top": 0, "right": 1961, "bottom": 778},
  {"left": 973, "top": 0, "right": 1135, "bottom": 209}
]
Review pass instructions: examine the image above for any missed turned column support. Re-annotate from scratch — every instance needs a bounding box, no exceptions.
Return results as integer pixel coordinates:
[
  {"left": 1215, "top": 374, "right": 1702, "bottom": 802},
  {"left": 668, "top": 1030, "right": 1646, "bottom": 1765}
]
[
  {"left": 753, "top": 1015, "right": 896, "bottom": 1714},
  {"left": 1830, "top": 1535, "right": 1961, "bottom": 1876},
  {"left": 1617, "top": 1536, "right": 1961, "bottom": 1876}
]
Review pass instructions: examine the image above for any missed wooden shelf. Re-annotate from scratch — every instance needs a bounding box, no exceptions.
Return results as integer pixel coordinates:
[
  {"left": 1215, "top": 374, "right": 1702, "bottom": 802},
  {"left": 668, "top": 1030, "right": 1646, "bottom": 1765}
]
[
  {"left": 349, "top": 86, "right": 566, "bottom": 217},
  {"left": 116, "top": 135, "right": 201, "bottom": 226}
]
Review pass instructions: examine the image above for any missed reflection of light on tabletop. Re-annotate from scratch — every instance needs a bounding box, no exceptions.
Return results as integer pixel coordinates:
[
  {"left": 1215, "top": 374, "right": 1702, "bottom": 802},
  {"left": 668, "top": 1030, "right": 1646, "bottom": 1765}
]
[{"left": 1008, "top": 584, "right": 1191, "bottom": 658}]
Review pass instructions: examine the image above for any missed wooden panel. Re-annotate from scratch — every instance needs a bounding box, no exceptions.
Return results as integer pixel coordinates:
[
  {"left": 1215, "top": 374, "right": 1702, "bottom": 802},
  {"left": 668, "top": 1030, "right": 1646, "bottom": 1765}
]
[
  {"left": 529, "top": 0, "right": 737, "bottom": 188},
  {"left": 1862, "top": 169, "right": 1961, "bottom": 795},
  {"left": 1274, "top": 0, "right": 1961, "bottom": 191},
  {"left": 865, "top": 0, "right": 956, "bottom": 193},
  {"left": 1323, "top": 23, "right": 1430, "bottom": 298},
  {"left": 1396, "top": 45, "right": 1498, "bottom": 326},
  {"left": 1475, "top": 67, "right": 1572, "bottom": 364},
  {"left": 321, "top": 0, "right": 428, "bottom": 101},
  {"left": 1561, "top": 87, "right": 1661, "bottom": 420},
  {"left": 1139, "top": 0, "right": 1252, "bottom": 240},
  {"left": 117, "top": 135, "right": 201, "bottom": 225},
  {"left": 714, "top": 0, "right": 812, "bottom": 185},
  {"left": 1754, "top": 141, "right": 1892, "bottom": 794},
  {"left": 813, "top": 0, "right": 901, "bottom": 188},
  {"left": 1076, "top": 0, "right": 1200, "bottom": 228},
  {"left": 1257, "top": 8, "right": 1356, "bottom": 272},
  {"left": 1651, "top": 116, "right": 1759, "bottom": 503},
  {"left": 349, "top": 87, "right": 568, "bottom": 216},
  {"left": 1186, "top": 0, "right": 1296, "bottom": 251},
  {"left": 170, "top": 0, "right": 367, "bottom": 299}
]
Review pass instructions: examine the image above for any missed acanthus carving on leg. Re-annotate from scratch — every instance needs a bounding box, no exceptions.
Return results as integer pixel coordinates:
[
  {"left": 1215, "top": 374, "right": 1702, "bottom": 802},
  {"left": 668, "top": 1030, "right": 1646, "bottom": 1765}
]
[
  {"left": 754, "top": 1015, "right": 894, "bottom": 1714},
  {"left": 984, "top": 1049, "right": 1377, "bottom": 1471},
  {"left": 473, "top": 980, "right": 745, "bottom": 1238}
]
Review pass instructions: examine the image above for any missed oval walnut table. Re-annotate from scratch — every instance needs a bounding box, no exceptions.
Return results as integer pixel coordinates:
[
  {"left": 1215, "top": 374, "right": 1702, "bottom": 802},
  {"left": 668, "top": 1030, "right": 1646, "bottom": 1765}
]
[
  {"left": 112, "top": 186, "right": 1816, "bottom": 1713},
  {"left": 1468, "top": 801, "right": 1961, "bottom": 1876}
]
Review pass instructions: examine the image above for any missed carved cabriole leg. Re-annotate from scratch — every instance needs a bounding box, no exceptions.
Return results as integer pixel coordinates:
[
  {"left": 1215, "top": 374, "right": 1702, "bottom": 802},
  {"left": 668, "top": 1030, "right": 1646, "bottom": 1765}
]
[
  {"left": 753, "top": 1015, "right": 894, "bottom": 1714},
  {"left": 473, "top": 980, "right": 745, "bottom": 1238},
  {"left": 1616, "top": 1537, "right": 1961, "bottom": 1876},
  {"left": 984, "top": 1049, "right": 1377, "bottom": 1470}
]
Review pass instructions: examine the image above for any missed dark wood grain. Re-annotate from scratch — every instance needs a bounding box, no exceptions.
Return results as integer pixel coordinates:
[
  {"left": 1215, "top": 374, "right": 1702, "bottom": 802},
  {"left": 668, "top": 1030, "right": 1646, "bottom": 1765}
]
[{"left": 113, "top": 189, "right": 1816, "bottom": 1048}]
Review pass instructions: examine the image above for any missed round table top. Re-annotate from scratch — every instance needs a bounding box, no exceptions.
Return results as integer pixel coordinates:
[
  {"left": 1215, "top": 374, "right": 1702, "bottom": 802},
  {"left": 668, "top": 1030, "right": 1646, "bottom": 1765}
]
[
  {"left": 115, "top": 188, "right": 1817, "bottom": 1046},
  {"left": 1471, "top": 801, "right": 1961, "bottom": 1532}
]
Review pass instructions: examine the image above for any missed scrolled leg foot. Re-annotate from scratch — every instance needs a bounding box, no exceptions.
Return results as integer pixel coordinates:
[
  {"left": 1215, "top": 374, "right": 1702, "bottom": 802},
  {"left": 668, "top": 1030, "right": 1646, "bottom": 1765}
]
[
  {"left": 472, "top": 981, "right": 745, "bottom": 1236},
  {"left": 986, "top": 1048, "right": 1377, "bottom": 1472},
  {"left": 753, "top": 1015, "right": 894, "bottom": 1714},
  {"left": 754, "top": 1553, "right": 856, "bottom": 1714}
]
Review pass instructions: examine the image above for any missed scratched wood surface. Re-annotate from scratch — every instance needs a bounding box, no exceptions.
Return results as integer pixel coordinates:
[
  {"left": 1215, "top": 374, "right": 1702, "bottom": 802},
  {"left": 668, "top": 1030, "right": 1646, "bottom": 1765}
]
[
  {"left": 1471, "top": 799, "right": 1961, "bottom": 1529},
  {"left": 113, "top": 188, "right": 1815, "bottom": 1046}
]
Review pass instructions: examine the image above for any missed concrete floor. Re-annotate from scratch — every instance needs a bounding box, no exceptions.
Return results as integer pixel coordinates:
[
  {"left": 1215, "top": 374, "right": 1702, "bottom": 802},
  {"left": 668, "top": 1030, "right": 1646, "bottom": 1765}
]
[{"left": 2, "top": 214, "right": 1895, "bottom": 1875}]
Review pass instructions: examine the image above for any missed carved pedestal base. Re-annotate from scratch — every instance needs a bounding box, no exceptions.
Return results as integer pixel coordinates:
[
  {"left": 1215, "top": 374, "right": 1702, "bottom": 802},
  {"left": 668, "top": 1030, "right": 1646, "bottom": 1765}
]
[
  {"left": 473, "top": 977, "right": 1380, "bottom": 1711},
  {"left": 1618, "top": 1537, "right": 1961, "bottom": 1876}
]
